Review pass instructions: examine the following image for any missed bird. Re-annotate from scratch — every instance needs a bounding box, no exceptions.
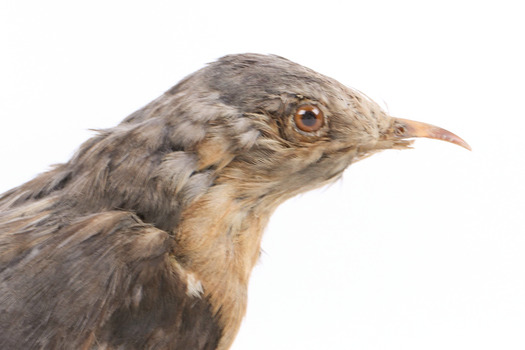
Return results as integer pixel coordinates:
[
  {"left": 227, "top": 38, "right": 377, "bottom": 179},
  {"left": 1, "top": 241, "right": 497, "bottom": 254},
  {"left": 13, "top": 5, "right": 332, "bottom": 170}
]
[{"left": 0, "top": 53, "right": 470, "bottom": 350}]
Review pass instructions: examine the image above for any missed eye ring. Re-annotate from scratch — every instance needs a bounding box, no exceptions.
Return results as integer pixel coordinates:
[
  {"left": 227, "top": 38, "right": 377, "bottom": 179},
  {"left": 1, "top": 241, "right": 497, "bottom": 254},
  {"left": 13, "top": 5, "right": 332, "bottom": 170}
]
[{"left": 294, "top": 105, "right": 324, "bottom": 132}]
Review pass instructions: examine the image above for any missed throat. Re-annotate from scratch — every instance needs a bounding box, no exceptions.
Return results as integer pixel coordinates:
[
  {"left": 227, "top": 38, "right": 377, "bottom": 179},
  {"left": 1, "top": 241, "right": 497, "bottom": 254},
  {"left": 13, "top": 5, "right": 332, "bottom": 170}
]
[{"left": 173, "top": 185, "right": 273, "bottom": 349}]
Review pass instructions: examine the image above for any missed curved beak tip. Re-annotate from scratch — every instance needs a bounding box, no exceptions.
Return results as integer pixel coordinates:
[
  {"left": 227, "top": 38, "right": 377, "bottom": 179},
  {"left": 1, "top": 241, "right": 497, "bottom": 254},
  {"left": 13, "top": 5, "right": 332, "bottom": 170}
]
[{"left": 394, "top": 118, "right": 471, "bottom": 151}]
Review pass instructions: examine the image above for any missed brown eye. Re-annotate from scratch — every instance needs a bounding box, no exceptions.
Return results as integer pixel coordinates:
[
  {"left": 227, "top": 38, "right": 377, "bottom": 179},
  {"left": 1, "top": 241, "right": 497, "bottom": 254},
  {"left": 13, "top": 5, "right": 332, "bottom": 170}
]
[{"left": 294, "top": 105, "right": 324, "bottom": 132}]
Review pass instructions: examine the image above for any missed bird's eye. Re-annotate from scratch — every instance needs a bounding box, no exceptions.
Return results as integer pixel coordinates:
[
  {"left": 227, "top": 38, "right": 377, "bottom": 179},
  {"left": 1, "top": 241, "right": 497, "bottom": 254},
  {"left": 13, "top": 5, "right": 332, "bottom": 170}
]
[{"left": 294, "top": 105, "right": 324, "bottom": 132}]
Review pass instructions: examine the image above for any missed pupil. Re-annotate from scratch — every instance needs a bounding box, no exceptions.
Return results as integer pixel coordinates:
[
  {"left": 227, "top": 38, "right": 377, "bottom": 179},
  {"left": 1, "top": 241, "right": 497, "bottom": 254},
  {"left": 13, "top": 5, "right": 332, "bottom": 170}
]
[{"left": 302, "top": 111, "right": 317, "bottom": 126}]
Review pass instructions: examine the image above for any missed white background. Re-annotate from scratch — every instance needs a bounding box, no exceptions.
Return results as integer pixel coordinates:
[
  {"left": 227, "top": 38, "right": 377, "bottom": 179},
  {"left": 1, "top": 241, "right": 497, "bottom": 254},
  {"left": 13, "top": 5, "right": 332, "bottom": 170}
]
[{"left": 1, "top": 1, "right": 524, "bottom": 349}]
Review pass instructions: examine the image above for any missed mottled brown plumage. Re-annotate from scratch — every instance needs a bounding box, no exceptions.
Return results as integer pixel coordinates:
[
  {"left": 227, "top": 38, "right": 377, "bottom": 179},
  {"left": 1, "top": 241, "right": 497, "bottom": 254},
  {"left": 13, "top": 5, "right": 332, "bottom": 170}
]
[{"left": 0, "top": 54, "right": 469, "bottom": 349}]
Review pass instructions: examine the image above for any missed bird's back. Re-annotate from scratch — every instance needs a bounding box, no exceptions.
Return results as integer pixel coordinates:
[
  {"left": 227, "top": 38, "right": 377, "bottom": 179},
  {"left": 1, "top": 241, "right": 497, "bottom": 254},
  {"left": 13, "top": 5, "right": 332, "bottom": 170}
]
[
  {"left": 0, "top": 194, "right": 222, "bottom": 349},
  {"left": 0, "top": 103, "right": 224, "bottom": 349}
]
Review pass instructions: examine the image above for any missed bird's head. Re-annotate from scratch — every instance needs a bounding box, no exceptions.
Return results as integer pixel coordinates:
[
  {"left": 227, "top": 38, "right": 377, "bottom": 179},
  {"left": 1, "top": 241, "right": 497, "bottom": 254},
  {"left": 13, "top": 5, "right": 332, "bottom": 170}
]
[
  {"left": 27, "top": 53, "right": 469, "bottom": 233},
  {"left": 143, "top": 54, "right": 469, "bottom": 211}
]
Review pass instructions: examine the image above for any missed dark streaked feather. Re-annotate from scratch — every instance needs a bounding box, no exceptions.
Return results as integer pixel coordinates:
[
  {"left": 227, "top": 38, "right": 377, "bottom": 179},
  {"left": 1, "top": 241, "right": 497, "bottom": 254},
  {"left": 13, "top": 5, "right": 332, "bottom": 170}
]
[{"left": 0, "top": 207, "right": 221, "bottom": 349}]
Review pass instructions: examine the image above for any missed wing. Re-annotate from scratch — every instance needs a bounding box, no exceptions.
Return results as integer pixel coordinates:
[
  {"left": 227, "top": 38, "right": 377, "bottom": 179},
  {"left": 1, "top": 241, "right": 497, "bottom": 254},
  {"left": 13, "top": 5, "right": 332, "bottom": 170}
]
[{"left": 0, "top": 204, "right": 221, "bottom": 350}]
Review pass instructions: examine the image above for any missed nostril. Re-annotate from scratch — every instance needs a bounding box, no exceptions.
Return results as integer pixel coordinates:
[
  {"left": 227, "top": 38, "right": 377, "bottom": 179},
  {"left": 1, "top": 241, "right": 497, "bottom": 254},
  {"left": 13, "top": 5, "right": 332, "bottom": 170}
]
[{"left": 395, "top": 125, "right": 407, "bottom": 136}]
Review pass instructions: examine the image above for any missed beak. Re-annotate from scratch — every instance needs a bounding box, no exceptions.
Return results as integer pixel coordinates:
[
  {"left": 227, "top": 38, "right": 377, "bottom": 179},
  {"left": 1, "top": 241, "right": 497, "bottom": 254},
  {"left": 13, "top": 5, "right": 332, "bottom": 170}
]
[{"left": 391, "top": 118, "right": 471, "bottom": 151}]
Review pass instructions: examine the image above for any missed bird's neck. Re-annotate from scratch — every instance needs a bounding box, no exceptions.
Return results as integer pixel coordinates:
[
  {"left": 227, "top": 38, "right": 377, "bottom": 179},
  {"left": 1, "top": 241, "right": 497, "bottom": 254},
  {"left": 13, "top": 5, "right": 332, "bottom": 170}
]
[{"left": 173, "top": 184, "right": 274, "bottom": 350}]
